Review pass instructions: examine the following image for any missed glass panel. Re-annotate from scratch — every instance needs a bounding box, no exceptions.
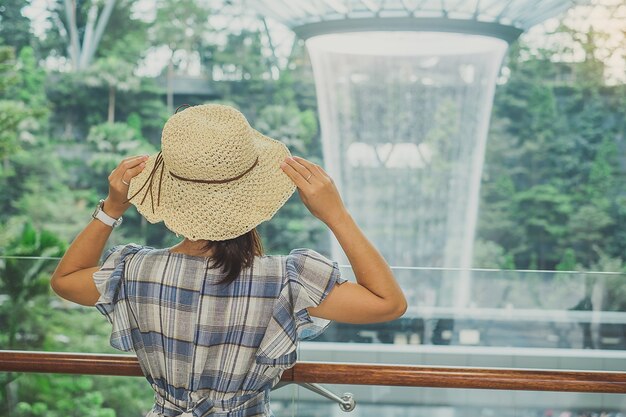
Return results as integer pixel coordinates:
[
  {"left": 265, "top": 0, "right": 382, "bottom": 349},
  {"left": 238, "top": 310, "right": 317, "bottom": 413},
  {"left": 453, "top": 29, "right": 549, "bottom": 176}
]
[
  {"left": 1, "top": 256, "right": 625, "bottom": 372},
  {"left": 1, "top": 256, "right": 624, "bottom": 414},
  {"left": 4, "top": 373, "right": 623, "bottom": 416},
  {"left": 1, "top": 373, "right": 303, "bottom": 416},
  {"left": 301, "top": 265, "right": 626, "bottom": 371},
  {"left": 272, "top": 385, "right": 626, "bottom": 417},
  {"left": 1, "top": 373, "right": 154, "bottom": 416}
]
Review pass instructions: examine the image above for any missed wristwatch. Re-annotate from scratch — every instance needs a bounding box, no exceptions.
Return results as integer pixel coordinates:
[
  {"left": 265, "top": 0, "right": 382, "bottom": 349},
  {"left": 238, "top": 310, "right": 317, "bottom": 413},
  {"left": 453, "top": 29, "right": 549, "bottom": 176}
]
[{"left": 91, "top": 199, "right": 123, "bottom": 228}]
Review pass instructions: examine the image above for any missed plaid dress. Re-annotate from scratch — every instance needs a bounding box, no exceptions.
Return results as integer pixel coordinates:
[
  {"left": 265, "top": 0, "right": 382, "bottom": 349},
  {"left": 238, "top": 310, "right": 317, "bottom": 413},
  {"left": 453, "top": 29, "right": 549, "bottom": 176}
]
[{"left": 93, "top": 243, "right": 346, "bottom": 417}]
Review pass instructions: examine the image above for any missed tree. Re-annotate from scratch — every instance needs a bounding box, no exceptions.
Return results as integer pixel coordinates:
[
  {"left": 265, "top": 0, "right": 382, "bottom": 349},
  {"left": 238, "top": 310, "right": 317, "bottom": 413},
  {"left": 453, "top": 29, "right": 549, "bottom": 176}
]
[
  {"left": 83, "top": 56, "right": 140, "bottom": 123},
  {"left": 150, "top": 0, "right": 211, "bottom": 112},
  {"left": 42, "top": 0, "right": 148, "bottom": 72},
  {"left": 213, "top": 30, "right": 269, "bottom": 81},
  {"left": 85, "top": 122, "right": 155, "bottom": 194},
  {"left": 0, "top": 0, "right": 32, "bottom": 54},
  {"left": 477, "top": 20, "right": 625, "bottom": 271},
  {"left": 0, "top": 46, "right": 34, "bottom": 172},
  {"left": 254, "top": 104, "right": 323, "bottom": 254},
  {"left": 254, "top": 104, "right": 316, "bottom": 154},
  {"left": 48, "top": 0, "right": 117, "bottom": 70},
  {"left": 12, "top": 47, "right": 48, "bottom": 112}
]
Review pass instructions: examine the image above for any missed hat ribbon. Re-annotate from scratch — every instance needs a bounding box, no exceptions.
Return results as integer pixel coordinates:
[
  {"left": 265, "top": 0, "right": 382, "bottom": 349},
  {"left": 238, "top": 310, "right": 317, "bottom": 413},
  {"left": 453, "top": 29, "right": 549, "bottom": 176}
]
[{"left": 124, "top": 151, "right": 259, "bottom": 213}]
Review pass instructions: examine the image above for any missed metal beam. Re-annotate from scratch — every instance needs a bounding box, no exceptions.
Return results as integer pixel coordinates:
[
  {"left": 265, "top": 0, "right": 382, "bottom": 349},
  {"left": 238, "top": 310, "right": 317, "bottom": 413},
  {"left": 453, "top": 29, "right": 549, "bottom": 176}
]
[{"left": 293, "top": 16, "right": 523, "bottom": 43}]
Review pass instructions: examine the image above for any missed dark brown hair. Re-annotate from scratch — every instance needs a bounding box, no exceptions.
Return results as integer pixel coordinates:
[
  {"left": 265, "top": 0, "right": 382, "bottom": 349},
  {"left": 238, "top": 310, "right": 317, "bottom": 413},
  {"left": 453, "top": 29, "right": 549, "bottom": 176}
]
[{"left": 200, "top": 228, "right": 264, "bottom": 285}]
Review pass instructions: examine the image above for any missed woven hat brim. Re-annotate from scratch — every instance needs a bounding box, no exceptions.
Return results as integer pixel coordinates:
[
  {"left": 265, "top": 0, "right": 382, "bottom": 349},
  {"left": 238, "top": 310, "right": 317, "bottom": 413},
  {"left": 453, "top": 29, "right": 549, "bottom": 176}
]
[{"left": 127, "top": 129, "right": 297, "bottom": 241}]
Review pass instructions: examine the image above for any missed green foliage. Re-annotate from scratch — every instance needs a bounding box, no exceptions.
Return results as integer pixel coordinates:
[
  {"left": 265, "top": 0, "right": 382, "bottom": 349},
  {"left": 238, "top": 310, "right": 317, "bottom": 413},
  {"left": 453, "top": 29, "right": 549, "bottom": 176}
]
[
  {"left": 12, "top": 47, "right": 48, "bottom": 111},
  {"left": 0, "top": 46, "right": 33, "bottom": 165},
  {"left": 477, "top": 30, "right": 625, "bottom": 270},
  {"left": 14, "top": 375, "right": 116, "bottom": 417},
  {"left": 586, "top": 136, "right": 617, "bottom": 205},
  {"left": 213, "top": 30, "right": 270, "bottom": 81},
  {"left": 46, "top": 72, "right": 168, "bottom": 143},
  {"left": 45, "top": 71, "right": 100, "bottom": 139},
  {"left": 96, "top": 0, "right": 149, "bottom": 64},
  {"left": 512, "top": 184, "right": 573, "bottom": 269},
  {"left": 556, "top": 248, "right": 577, "bottom": 272},
  {"left": 86, "top": 122, "right": 156, "bottom": 197},
  {"left": 41, "top": 1, "right": 92, "bottom": 60},
  {"left": 150, "top": 0, "right": 212, "bottom": 83},
  {"left": 255, "top": 104, "right": 317, "bottom": 154},
  {"left": 0, "top": 100, "right": 31, "bottom": 162},
  {"left": 0, "top": 45, "right": 20, "bottom": 94},
  {"left": 473, "top": 240, "right": 515, "bottom": 270},
  {"left": 41, "top": 0, "right": 148, "bottom": 71},
  {"left": 0, "top": 0, "right": 32, "bottom": 53},
  {"left": 7, "top": 306, "right": 155, "bottom": 417},
  {"left": 84, "top": 56, "right": 141, "bottom": 123},
  {"left": 126, "top": 112, "right": 142, "bottom": 137},
  {"left": 0, "top": 221, "right": 65, "bottom": 349}
]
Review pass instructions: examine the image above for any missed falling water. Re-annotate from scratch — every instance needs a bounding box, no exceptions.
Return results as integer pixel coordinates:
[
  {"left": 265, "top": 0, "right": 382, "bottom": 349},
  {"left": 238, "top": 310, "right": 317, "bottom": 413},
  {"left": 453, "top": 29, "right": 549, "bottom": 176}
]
[{"left": 307, "top": 32, "right": 507, "bottom": 307}]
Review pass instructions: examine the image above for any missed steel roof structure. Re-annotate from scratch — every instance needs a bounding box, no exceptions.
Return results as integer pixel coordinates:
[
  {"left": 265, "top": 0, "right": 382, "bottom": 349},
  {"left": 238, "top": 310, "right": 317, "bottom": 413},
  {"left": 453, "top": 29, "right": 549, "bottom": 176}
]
[{"left": 249, "top": 0, "right": 587, "bottom": 42}]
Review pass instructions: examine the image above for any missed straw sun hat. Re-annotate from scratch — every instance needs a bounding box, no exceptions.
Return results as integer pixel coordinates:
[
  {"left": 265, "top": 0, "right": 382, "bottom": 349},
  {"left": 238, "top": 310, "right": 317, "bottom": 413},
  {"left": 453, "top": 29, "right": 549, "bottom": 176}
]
[{"left": 125, "top": 104, "right": 296, "bottom": 241}]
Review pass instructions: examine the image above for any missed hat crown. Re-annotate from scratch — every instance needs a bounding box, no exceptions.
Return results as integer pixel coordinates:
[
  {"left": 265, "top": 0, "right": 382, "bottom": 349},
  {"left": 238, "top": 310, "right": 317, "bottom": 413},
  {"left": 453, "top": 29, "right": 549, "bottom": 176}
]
[{"left": 162, "top": 104, "right": 258, "bottom": 181}]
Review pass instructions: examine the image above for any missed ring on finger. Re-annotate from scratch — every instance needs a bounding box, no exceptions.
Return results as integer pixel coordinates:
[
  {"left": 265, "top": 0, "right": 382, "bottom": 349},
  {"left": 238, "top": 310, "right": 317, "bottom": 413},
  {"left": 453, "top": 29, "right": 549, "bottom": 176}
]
[
  {"left": 122, "top": 178, "right": 130, "bottom": 186},
  {"left": 306, "top": 173, "right": 312, "bottom": 181}
]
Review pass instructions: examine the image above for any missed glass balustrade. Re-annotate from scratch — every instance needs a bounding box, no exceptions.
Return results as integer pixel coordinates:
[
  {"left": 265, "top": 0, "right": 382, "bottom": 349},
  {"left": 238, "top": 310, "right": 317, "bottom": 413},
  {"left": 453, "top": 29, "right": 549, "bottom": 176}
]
[
  {"left": 1, "top": 255, "right": 624, "bottom": 415},
  {"left": 271, "top": 385, "right": 626, "bottom": 417}
]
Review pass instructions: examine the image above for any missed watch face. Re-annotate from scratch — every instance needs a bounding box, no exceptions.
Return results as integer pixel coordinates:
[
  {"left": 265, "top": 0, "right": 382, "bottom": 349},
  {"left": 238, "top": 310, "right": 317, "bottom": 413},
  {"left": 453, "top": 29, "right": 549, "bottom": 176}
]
[{"left": 92, "top": 199, "right": 105, "bottom": 219}]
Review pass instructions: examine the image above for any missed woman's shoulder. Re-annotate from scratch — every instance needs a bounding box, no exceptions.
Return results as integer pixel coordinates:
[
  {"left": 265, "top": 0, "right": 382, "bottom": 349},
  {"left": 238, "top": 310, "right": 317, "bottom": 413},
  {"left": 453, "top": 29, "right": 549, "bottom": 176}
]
[
  {"left": 261, "top": 248, "right": 338, "bottom": 272},
  {"left": 101, "top": 243, "right": 160, "bottom": 262},
  {"left": 260, "top": 248, "right": 320, "bottom": 261}
]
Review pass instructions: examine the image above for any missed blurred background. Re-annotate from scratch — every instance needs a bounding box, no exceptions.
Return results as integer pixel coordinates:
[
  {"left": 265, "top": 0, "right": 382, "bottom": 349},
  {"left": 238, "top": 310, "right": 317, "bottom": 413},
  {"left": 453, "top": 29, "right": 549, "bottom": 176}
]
[{"left": 0, "top": 0, "right": 625, "bottom": 415}]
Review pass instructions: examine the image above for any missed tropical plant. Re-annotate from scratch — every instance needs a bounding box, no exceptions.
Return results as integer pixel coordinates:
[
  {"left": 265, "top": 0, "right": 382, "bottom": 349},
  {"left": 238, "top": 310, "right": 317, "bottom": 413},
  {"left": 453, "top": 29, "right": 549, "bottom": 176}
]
[{"left": 0, "top": 222, "right": 66, "bottom": 413}]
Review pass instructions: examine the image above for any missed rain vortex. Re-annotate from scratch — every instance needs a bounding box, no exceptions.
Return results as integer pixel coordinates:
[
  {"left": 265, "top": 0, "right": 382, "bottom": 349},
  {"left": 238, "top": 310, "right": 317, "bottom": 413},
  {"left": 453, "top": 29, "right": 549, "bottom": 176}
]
[{"left": 307, "top": 32, "right": 507, "bottom": 306}]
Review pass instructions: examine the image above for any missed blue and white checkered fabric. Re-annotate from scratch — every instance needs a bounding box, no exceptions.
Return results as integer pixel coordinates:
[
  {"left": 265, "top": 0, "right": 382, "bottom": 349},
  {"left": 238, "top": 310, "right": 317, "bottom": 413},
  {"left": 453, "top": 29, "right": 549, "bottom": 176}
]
[{"left": 93, "top": 243, "right": 346, "bottom": 417}]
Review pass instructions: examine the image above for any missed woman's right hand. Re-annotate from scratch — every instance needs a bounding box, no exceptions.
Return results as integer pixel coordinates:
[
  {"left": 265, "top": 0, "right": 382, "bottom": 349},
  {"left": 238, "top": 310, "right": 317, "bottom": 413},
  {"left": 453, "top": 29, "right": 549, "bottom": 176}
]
[
  {"left": 281, "top": 155, "right": 407, "bottom": 324},
  {"left": 280, "top": 156, "right": 348, "bottom": 226}
]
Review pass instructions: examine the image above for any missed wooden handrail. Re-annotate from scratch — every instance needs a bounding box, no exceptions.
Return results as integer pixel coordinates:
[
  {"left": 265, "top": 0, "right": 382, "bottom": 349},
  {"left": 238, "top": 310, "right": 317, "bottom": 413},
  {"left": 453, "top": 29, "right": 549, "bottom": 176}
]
[
  {"left": 1, "top": 350, "right": 625, "bottom": 394},
  {"left": 297, "top": 363, "right": 626, "bottom": 393}
]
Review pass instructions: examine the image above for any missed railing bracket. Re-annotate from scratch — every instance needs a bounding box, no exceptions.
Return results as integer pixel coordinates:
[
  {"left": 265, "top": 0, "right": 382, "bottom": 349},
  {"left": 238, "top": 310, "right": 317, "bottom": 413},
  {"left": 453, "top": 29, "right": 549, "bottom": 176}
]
[{"left": 273, "top": 382, "right": 356, "bottom": 412}]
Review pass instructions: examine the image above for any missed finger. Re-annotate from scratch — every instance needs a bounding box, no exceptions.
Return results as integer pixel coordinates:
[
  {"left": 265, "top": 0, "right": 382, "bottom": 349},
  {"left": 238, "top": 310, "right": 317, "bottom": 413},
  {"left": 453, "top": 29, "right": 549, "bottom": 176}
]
[
  {"left": 122, "top": 162, "right": 147, "bottom": 183},
  {"left": 284, "top": 156, "right": 315, "bottom": 181},
  {"left": 312, "top": 164, "right": 331, "bottom": 181},
  {"left": 111, "top": 155, "right": 148, "bottom": 178},
  {"left": 291, "top": 155, "right": 315, "bottom": 168},
  {"left": 120, "top": 155, "right": 149, "bottom": 169},
  {"left": 292, "top": 156, "right": 328, "bottom": 182},
  {"left": 280, "top": 161, "right": 310, "bottom": 189},
  {"left": 121, "top": 154, "right": 147, "bottom": 164},
  {"left": 305, "top": 161, "right": 330, "bottom": 180},
  {"left": 119, "top": 156, "right": 135, "bottom": 165}
]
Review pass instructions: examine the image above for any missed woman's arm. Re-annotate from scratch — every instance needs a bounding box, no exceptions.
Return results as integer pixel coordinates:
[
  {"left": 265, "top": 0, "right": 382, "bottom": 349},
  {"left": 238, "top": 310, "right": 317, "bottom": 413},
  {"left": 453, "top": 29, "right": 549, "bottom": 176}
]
[
  {"left": 311, "top": 211, "right": 407, "bottom": 323},
  {"left": 50, "top": 155, "right": 148, "bottom": 305},
  {"left": 281, "top": 156, "right": 407, "bottom": 323}
]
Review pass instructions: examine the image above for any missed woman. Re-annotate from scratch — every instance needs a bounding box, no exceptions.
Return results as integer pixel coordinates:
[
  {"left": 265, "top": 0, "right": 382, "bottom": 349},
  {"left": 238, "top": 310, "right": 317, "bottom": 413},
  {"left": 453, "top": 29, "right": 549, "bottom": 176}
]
[{"left": 51, "top": 104, "right": 407, "bottom": 417}]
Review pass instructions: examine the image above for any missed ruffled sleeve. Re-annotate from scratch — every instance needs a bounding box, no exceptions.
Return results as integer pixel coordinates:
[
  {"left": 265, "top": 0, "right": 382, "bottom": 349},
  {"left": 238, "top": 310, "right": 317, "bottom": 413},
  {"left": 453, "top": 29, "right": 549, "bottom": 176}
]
[
  {"left": 256, "top": 248, "right": 347, "bottom": 369},
  {"left": 93, "top": 243, "right": 145, "bottom": 352}
]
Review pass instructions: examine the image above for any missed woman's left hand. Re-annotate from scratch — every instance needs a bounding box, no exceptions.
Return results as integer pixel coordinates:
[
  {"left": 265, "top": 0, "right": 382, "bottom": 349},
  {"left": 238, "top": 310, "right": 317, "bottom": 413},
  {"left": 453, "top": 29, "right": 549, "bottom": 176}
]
[{"left": 103, "top": 155, "right": 149, "bottom": 218}]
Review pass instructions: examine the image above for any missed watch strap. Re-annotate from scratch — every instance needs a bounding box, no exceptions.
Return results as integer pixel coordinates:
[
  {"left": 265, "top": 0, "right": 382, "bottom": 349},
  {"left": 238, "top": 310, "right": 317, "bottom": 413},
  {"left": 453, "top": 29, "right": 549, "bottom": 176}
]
[
  {"left": 94, "top": 208, "right": 118, "bottom": 227},
  {"left": 92, "top": 199, "right": 123, "bottom": 228}
]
